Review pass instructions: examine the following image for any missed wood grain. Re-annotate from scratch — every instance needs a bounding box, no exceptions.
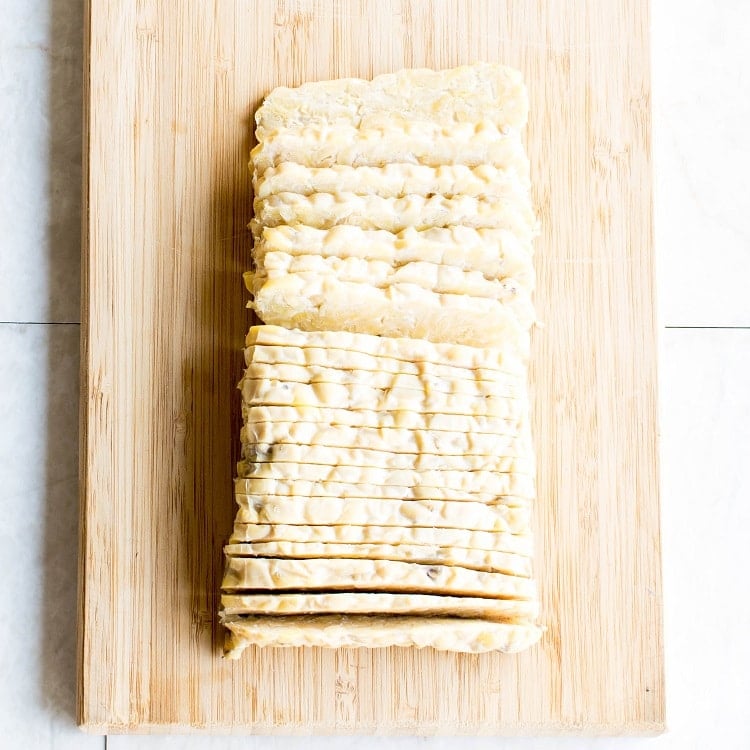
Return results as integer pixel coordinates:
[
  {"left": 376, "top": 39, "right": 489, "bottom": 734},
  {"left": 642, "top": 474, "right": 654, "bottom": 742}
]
[{"left": 78, "top": 0, "right": 663, "bottom": 733}]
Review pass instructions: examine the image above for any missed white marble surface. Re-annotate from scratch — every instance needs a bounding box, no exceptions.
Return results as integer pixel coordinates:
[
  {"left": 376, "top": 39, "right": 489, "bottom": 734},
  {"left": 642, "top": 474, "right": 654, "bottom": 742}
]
[{"left": 1, "top": 1, "right": 749, "bottom": 748}]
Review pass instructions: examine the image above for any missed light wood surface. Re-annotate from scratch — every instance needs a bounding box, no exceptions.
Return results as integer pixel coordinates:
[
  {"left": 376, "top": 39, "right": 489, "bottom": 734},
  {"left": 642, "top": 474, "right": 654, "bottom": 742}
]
[{"left": 78, "top": 0, "right": 663, "bottom": 734}]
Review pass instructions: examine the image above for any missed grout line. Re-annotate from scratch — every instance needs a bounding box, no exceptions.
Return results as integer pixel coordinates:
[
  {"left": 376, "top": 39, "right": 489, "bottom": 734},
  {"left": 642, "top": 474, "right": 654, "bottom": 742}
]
[
  {"left": 0, "top": 321, "right": 80, "bottom": 326},
  {"left": 664, "top": 325, "right": 750, "bottom": 330}
]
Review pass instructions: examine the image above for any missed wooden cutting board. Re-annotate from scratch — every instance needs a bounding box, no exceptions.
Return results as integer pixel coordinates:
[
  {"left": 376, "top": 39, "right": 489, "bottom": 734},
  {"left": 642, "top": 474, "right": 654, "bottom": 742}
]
[{"left": 78, "top": 0, "right": 663, "bottom": 733}]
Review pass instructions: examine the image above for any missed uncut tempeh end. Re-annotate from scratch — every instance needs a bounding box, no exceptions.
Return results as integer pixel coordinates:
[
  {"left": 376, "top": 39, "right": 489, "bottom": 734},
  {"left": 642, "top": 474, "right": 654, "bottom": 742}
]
[
  {"left": 222, "top": 615, "right": 544, "bottom": 657},
  {"left": 255, "top": 64, "right": 529, "bottom": 135},
  {"left": 220, "top": 592, "right": 539, "bottom": 620}
]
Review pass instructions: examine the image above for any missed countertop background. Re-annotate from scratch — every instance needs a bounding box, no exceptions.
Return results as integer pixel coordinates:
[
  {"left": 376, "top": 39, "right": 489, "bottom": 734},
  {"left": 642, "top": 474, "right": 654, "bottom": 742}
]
[{"left": 1, "top": 0, "right": 748, "bottom": 747}]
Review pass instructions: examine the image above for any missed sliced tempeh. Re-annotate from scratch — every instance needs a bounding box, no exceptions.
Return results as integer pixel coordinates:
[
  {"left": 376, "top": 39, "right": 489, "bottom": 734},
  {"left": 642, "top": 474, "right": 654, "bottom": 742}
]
[
  {"left": 240, "top": 366, "right": 520, "bottom": 399},
  {"left": 253, "top": 253, "right": 533, "bottom": 301},
  {"left": 234, "top": 481, "right": 531, "bottom": 505},
  {"left": 254, "top": 225, "right": 534, "bottom": 281},
  {"left": 242, "top": 443, "right": 531, "bottom": 472},
  {"left": 242, "top": 405, "right": 524, "bottom": 433},
  {"left": 253, "top": 192, "right": 536, "bottom": 236},
  {"left": 241, "top": 420, "right": 525, "bottom": 454},
  {"left": 221, "top": 592, "right": 539, "bottom": 620},
  {"left": 245, "top": 325, "right": 526, "bottom": 371},
  {"left": 240, "top": 377, "right": 525, "bottom": 418},
  {"left": 229, "top": 523, "right": 534, "bottom": 557},
  {"left": 242, "top": 361, "right": 522, "bottom": 393},
  {"left": 254, "top": 64, "right": 528, "bottom": 134},
  {"left": 224, "top": 541, "right": 532, "bottom": 576},
  {"left": 235, "top": 462, "right": 535, "bottom": 496},
  {"left": 251, "top": 122, "right": 529, "bottom": 177},
  {"left": 223, "top": 615, "right": 543, "bottom": 656},
  {"left": 221, "top": 557, "right": 537, "bottom": 599},
  {"left": 253, "top": 162, "right": 531, "bottom": 200},
  {"left": 233, "top": 495, "right": 531, "bottom": 531},
  {"left": 250, "top": 276, "right": 530, "bottom": 349},
  {"left": 246, "top": 344, "right": 524, "bottom": 383}
]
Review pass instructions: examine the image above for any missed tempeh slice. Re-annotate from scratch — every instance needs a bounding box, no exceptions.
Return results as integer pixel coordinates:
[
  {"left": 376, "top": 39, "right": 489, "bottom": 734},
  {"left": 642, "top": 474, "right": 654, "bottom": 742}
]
[
  {"left": 229, "top": 523, "right": 534, "bottom": 557},
  {"left": 223, "top": 615, "right": 543, "bottom": 656},
  {"left": 253, "top": 163, "right": 531, "bottom": 200},
  {"left": 251, "top": 122, "right": 529, "bottom": 177},
  {"left": 240, "top": 377, "right": 526, "bottom": 418},
  {"left": 242, "top": 361, "right": 523, "bottom": 393},
  {"left": 253, "top": 253, "right": 533, "bottom": 302},
  {"left": 221, "top": 557, "right": 537, "bottom": 599},
  {"left": 241, "top": 419, "right": 525, "bottom": 453},
  {"left": 250, "top": 277, "right": 530, "bottom": 349},
  {"left": 245, "top": 325, "right": 526, "bottom": 371},
  {"left": 241, "top": 406, "right": 524, "bottom": 433},
  {"left": 233, "top": 495, "right": 531, "bottom": 532},
  {"left": 234, "top": 480, "right": 532, "bottom": 504},
  {"left": 245, "top": 344, "right": 524, "bottom": 383},
  {"left": 223, "top": 541, "right": 532, "bottom": 576},
  {"left": 241, "top": 444, "right": 532, "bottom": 473},
  {"left": 254, "top": 64, "right": 528, "bottom": 134},
  {"left": 220, "top": 592, "right": 539, "bottom": 620},
  {"left": 235, "top": 462, "right": 535, "bottom": 497},
  {"left": 254, "top": 225, "right": 534, "bottom": 281},
  {"left": 253, "top": 192, "right": 536, "bottom": 236}
]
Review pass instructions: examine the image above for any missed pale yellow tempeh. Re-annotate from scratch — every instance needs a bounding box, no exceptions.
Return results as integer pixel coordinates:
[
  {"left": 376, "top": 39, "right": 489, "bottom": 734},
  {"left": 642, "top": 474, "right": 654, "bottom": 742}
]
[
  {"left": 242, "top": 361, "right": 521, "bottom": 392},
  {"left": 245, "top": 344, "right": 524, "bottom": 383},
  {"left": 244, "top": 325, "right": 526, "bottom": 371},
  {"left": 240, "top": 377, "right": 526, "bottom": 418},
  {"left": 224, "top": 541, "right": 532, "bottom": 576},
  {"left": 227, "top": 62, "right": 541, "bottom": 655},
  {"left": 242, "top": 443, "right": 531, "bottom": 472},
  {"left": 234, "top": 480, "right": 527, "bottom": 504},
  {"left": 221, "top": 592, "right": 539, "bottom": 620},
  {"left": 254, "top": 225, "right": 534, "bottom": 282},
  {"left": 235, "top": 461, "right": 535, "bottom": 497},
  {"left": 241, "top": 406, "right": 524, "bottom": 436},
  {"left": 253, "top": 192, "right": 536, "bottom": 236},
  {"left": 221, "top": 557, "right": 538, "bottom": 599},
  {"left": 254, "top": 64, "right": 528, "bottom": 134},
  {"left": 223, "top": 615, "right": 543, "bottom": 657},
  {"left": 252, "top": 253, "right": 534, "bottom": 302},
  {"left": 250, "top": 122, "right": 529, "bottom": 176},
  {"left": 251, "top": 278, "right": 529, "bottom": 350},
  {"left": 233, "top": 495, "right": 531, "bottom": 532},
  {"left": 234, "top": 478, "right": 532, "bottom": 505},
  {"left": 228, "top": 523, "right": 534, "bottom": 557},
  {"left": 253, "top": 162, "right": 531, "bottom": 200},
  {"left": 241, "top": 362, "right": 521, "bottom": 397}
]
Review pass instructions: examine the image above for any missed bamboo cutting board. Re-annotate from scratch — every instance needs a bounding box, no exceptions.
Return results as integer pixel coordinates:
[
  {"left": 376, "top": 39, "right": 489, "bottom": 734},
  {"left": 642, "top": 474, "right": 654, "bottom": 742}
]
[{"left": 78, "top": 0, "right": 663, "bottom": 734}]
